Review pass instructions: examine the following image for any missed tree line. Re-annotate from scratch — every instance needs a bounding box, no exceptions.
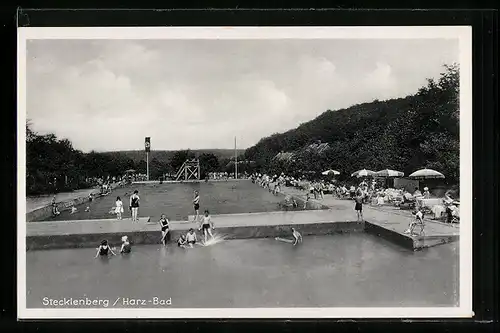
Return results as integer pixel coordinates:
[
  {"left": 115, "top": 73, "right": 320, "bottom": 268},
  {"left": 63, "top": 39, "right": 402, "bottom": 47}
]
[
  {"left": 26, "top": 125, "right": 245, "bottom": 195},
  {"left": 244, "top": 64, "right": 460, "bottom": 184}
]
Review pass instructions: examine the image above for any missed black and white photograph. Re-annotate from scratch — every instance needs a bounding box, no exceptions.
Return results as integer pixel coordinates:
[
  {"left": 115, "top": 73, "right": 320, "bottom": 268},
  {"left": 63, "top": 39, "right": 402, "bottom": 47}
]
[{"left": 17, "top": 27, "right": 472, "bottom": 318}]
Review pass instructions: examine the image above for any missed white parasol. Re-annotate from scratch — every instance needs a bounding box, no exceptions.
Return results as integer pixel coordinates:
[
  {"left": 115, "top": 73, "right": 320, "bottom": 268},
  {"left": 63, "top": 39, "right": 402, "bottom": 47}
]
[
  {"left": 408, "top": 168, "right": 445, "bottom": 179},
  {"left": 375, "top": 169, "right": 404, "bottom": 178}
]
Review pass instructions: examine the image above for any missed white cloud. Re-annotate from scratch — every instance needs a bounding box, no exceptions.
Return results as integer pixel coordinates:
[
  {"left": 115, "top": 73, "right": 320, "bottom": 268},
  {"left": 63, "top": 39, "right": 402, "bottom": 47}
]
[{"left": 26, "top": 39, "right": 459, "bottom": 151}]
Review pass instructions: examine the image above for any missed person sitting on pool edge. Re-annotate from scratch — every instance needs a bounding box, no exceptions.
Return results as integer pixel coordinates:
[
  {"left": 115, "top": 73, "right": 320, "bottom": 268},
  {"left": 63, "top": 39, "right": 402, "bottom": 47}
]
[
  {"left": 120, "top": 236, "right": 132, "bottom": 254},
  {"left": 177, "top": 234, "right": 187, "bottom": 248},
  {"left": 198, "top": 210, "right": 215, "bottom": 243},
  {"left": 95, "top": 239, "right": 116, "bottom": 258},
  {"left": 186, "top": 228, "right": 197, "bottom": 247}
]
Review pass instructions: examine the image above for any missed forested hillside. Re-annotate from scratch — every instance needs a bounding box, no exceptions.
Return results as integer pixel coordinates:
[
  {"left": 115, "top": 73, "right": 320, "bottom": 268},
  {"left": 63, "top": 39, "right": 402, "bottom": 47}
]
[
  {"left": 104, "top": 149, "right": 244, "bottom": 166},
  {"left": 244, "top": 64, "right": 459, "bottom": 183}
]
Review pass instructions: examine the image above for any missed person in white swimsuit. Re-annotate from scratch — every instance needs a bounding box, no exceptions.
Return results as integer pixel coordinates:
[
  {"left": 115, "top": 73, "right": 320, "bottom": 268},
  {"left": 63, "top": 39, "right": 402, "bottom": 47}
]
[{"left": 186, "top": 228, "right": 197, "bottom": 248}]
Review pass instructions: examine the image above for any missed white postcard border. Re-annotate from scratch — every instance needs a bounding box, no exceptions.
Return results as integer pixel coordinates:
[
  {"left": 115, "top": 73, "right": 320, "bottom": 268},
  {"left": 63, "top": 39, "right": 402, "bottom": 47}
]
[{"left": 17, "top": 26, "right": 473, "bottom": 319}]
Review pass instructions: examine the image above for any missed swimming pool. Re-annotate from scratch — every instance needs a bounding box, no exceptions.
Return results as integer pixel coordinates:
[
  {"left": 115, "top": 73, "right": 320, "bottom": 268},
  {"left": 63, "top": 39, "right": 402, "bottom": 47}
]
[
  {"left": 38, "top": 180, "right": 313, "bottom": 222},
  {"left": 26, "top": 233, "right": 459, "bottom": 308}
]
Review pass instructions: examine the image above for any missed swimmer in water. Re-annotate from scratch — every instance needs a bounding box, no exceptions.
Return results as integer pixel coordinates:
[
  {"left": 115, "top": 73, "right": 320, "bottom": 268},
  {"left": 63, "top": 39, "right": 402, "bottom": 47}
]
[
  {"left": 70, "top": 205, "right": 78, "bottom": 214},
  {"left": 95, "top": 239, "right": 116, "bottom": 258},
  {"left": 198, "top": 210, "right": 215, "bottom": 243},
  {"left": 193, "top": 191, "right": 200, "bottom": 222},
  {"left": 159, "top": 214, "right": 170, "bottom": 246},
  {"left": 177, "top": 234, "right": 187, "bottom": 248},
  {"left": 120, "top": 236, "right": 132, "bottom": 254},
  {"left": 291, "top": 228, "right": 303, "bottom": 245},
  {"left": 186, "top": 228, "right": 197, "bottom": 248},
  {"left": 85, "top": 206, "right": 90, "bottom": 212},
  {"left": 275, "top": 227, "right": 303, "bottom": 246}
]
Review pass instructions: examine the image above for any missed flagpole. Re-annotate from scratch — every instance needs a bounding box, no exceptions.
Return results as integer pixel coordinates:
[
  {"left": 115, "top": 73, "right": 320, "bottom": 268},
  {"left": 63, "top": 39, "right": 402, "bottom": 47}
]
[
  {"left": 234, "top": 136, "right": 238, "bottom": 180},
  {"left": 146, "top": 151, "right": 149, "bottom": 181}
]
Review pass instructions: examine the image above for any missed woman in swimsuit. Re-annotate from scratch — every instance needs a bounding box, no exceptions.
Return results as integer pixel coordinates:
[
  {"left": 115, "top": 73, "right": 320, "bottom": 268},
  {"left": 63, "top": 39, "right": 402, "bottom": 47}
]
[
  {"left": 120, "top": 236, "right": 132, "bottom": 254},
  {"left": 199, "top": 210, "right": 214, "bottom": 243},
  {"left": 354, "top": 190, "right": 364, "bottom": 221},
  {"left": 186, "top": 228, "right": 197, "bottom": 248},
  {"left": 159, "top": 214, "right": 170, "bottom": 246},
  {"left": 129, "top": 190, "right": 140, "bottom": 222},
  {"left": 95, "top": 239, "right": 116, "bottom": 258}
]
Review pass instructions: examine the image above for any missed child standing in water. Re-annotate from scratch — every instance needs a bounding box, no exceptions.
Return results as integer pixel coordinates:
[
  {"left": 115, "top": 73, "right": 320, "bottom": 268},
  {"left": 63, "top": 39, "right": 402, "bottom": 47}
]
[
  {"left": 129, "top": 190, "right": 140, "bottom": 222},
  {"left": 120, "top": 236, "right": 132, "bottom": 254},
  {"left": 95, "top": 240, "right": 116, "bottom": 258},
  {"left": 115, "top": 196, "right": 124, "bottom": 220},
  {"left": 159, "top": 214, "right": 170, "bottom": 246},
  {"left": 193, "top": 191, "right": 200, "bottom": 222},
  {"left": 198, "top": 210, "right": 215, "bottom": 243}
]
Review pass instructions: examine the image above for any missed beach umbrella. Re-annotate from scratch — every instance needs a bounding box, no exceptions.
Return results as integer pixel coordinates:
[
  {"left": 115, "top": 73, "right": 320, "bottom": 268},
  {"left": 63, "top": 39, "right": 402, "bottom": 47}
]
[
  {"left": 408, "top": 168, "right": 445, "bottom": 179},
  {"left": 351, "top": 169, "right": 376, "bottom": 178},
  {"left": 375, "top": 169, "right": 404, "bottom": 178},
  {"left": 322, "top": 169, "right": 340, "bottom": 176}
]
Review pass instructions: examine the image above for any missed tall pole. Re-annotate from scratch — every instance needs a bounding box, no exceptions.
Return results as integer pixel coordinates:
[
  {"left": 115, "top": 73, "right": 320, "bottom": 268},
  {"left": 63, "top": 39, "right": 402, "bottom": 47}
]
[
  {"left": 146, "top": 151, "right": 149, "bottom": 181},
  {"left": 234, "top": 136, "right": 238, "bottom": 179}
]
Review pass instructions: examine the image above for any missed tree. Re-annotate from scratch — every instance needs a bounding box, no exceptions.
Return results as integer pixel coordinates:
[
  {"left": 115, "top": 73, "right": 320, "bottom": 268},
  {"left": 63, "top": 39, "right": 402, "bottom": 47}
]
[
  {"left": 169, "top": 150, "right": 195, "bottom": 172},
  {"left": 244, "top": 63, "right": 460, "bottom": 184},
  {"left": 199, "top": 153, "right": 220, "bottom": 178}
]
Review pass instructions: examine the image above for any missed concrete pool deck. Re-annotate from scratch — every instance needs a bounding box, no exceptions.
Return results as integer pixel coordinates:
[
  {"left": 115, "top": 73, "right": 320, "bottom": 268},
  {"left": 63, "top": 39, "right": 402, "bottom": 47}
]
[{"left": 26, "top": 195, "right": 458, "bottom": 251}]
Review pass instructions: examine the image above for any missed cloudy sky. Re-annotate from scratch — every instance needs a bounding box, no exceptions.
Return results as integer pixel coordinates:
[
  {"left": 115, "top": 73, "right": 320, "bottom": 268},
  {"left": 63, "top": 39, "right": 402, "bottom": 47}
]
[{"left": 26, "top": 38, "right": 458, "bottom": 152}]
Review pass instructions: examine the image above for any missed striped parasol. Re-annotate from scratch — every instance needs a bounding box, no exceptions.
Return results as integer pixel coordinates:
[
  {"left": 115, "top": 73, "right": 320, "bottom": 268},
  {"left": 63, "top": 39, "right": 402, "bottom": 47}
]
[{"left": 351, "top": 169, "right": 376, "bottom": 178}]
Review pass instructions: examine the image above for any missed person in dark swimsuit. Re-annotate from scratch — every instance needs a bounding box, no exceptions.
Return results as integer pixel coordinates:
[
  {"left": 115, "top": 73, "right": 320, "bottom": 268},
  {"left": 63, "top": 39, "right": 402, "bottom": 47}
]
[
  {"left": 129, "top": 190, "right": 140, "bottom": 222},
  {"left": 177, "top": 234, "right": 187, "bottom": 248},
  {"left": 120, "top": 236, "right": 132, "bottom": 254},
  {"left": 193, "top": 191, "right": 200, "bottom": 222},
  {"left": 95, "top": 240, "right": 116, "bottom": 258},
  {"left": 159, "top": 214, "right": 170, "bottom": 246},
  {"left": 354, "top": 190, "right": 364, "bottom": 221}
]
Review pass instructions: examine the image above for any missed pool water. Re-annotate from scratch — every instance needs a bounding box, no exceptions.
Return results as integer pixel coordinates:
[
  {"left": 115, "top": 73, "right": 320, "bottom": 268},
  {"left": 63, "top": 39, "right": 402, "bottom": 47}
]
[
  {"left": 26, "top": 233, "right": 459, "bottom": 308},
  {"left": 40, "top": 180, "right": 307, "bottom": 222}
]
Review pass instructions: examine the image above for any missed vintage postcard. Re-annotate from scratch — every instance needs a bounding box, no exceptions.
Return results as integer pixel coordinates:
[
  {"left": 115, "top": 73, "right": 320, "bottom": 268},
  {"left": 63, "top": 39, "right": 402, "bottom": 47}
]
[{"left": 17, "top": 26, "right": 472, "bottom": 318}]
